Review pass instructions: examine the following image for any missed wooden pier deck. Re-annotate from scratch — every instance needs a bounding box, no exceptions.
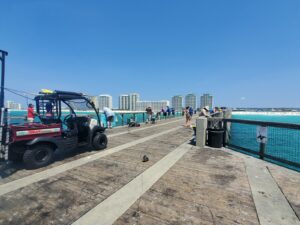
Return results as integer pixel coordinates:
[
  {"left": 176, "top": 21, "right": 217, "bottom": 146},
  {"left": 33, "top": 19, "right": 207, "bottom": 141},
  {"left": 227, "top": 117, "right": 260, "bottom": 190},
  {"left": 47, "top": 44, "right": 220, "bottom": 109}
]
[{"left": 0, "top": 117, "right": 299, "bottom": 225}]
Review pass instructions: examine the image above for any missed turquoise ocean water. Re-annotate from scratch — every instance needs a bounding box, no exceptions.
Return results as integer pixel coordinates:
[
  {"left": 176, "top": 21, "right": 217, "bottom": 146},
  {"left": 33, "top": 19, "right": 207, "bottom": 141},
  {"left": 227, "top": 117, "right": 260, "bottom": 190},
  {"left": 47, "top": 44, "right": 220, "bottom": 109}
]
[
  {"left": 231, "top": 113, "right": 300, "bottom": 171},
  {"left": 232, "top": 113, "right": 300, "bottom": 124}
]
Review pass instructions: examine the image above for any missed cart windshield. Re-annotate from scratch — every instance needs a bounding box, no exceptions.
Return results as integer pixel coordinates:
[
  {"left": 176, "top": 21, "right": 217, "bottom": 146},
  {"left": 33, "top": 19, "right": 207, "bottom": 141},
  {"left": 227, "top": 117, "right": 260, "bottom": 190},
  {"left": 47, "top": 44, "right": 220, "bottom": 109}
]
[{"left": 63, "top": 99, "right": 99, "bottom": 122}]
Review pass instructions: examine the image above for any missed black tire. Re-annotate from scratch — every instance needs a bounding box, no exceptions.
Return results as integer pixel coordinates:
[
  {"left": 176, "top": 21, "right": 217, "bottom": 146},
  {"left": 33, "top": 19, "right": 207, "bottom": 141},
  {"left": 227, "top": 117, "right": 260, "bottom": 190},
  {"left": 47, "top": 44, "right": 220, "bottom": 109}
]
[
  {"left": 92, "top": 133, "right": 108, "bottom": 150},
  {"left": 23, "top": 144, "right": 54, "bottom": 169}
]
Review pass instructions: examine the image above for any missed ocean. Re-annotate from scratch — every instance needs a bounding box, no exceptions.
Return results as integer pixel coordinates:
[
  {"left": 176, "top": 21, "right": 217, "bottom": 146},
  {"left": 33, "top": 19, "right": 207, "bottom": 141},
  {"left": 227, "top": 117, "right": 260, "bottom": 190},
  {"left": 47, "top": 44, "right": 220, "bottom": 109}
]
[
  {"left": 232, "top": 112, "right": 300, "bottom": 124},
  {"left": 231, "top": 112, "right": 300, "bottom": 171}
]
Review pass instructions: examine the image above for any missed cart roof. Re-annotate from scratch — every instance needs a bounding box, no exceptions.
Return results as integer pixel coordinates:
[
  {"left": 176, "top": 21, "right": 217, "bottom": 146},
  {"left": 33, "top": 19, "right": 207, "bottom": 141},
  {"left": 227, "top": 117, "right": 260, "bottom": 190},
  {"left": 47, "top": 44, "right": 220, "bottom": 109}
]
[{"left": 34, "top": 90, "right": 88, "bottom": 101}]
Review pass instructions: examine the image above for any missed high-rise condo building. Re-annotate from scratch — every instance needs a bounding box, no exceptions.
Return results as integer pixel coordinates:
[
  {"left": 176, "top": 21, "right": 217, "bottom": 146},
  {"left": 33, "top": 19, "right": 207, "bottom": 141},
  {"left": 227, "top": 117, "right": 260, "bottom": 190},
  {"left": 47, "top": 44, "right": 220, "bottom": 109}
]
[
  {"left": 200, "top": 93, "right": 213, "bottom": 109},
  {"left": 136, "top": 100, "right": 170, "bottom": 112},
  {"left": 98, "top": 94, "right": 113, "bottom": 110},
  {"left": 129, "top": 93, "right": 140, "bottom": 111},
  {"left": 185, "top": 94, "right": 197, "bottom": 110},
  {"left": 6, "top": 100, "right": 22, "bottom": 110},
  {"left": 119, "top": 94, "right": 129, "bottom": 110},
  {"left": 90, "top": 96, "right": 99, "bottom": 110},
  {"left": 171, "top": 95, "right": 183, "bottom": 111}
]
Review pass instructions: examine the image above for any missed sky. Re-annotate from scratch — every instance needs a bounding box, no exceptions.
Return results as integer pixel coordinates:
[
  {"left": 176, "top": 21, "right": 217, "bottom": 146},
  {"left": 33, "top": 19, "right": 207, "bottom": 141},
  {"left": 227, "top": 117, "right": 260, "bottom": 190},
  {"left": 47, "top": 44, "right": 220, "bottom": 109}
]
[{"left": 0, "top": 0, "right": 300, "bottom": 108}]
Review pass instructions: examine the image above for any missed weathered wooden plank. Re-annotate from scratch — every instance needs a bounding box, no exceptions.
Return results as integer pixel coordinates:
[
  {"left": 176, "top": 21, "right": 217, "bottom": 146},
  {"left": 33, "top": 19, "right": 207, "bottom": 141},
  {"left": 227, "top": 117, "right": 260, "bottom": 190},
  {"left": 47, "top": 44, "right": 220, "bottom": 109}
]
[
  {"left": 115, "top": 145, "right": 259, "bottom": 225},
  {"left": 0, "top": 126, "right": 192, "bottom": 225},
  {"left": 0, "top": 118, "right": 184, "bottom": 185}
]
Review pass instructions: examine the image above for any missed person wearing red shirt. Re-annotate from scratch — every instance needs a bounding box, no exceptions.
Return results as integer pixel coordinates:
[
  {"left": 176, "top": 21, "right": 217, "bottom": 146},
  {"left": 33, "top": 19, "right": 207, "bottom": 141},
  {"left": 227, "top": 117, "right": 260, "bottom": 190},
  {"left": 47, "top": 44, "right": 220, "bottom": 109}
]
[{"left": 27, "top": 104, "right": 37, "bottom": 123}]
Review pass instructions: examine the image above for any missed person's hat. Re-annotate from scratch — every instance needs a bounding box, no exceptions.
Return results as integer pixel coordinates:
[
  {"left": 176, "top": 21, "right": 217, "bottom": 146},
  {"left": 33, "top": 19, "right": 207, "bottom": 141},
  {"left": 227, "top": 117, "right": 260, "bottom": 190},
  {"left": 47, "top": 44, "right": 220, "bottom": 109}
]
[{"left": 204, "top": 106, "right": 209, "bottom": 111}]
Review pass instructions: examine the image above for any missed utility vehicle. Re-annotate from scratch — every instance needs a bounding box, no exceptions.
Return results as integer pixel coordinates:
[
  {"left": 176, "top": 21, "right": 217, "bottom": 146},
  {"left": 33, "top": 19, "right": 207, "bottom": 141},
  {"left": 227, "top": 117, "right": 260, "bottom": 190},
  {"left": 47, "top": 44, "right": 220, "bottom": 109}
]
[{"left": 6, "top": 90, "right": 107, "bottom": 169}]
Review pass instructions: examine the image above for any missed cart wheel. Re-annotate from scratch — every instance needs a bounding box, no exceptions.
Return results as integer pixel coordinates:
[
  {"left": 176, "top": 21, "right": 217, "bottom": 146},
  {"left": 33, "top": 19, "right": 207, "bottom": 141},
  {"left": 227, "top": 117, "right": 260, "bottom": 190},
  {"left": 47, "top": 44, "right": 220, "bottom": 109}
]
[
  {"left": 23, "top": 144, "right": 54, "bottom": 169},
  {"left": 92, "top": 133, "right": 107, "bottom": 150}
]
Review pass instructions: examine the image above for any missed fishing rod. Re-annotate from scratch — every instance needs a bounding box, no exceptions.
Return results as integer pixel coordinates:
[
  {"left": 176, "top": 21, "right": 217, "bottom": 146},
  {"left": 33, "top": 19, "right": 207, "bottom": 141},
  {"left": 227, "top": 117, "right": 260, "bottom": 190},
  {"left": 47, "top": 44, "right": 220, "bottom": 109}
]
[
  {"left": 5, "top": 88, "right": 35, "bottom": 99},
  {"left": 4, "top": 87, "right": 36, "bottom": 106},
  {"left": 5, "top": 87, "right": 36, "bottom": 96}
]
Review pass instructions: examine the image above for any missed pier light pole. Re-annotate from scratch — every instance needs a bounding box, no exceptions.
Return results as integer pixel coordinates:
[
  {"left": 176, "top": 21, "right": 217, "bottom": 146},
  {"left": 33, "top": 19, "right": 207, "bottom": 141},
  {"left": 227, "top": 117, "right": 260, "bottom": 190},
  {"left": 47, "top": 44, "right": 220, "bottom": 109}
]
[
  {"left": 0, "top": 50, "right": 8, "bottom": 110},
  {"left": 0, "top": 50, "right": 8, "bottom": 123},
  {"left": 0, "top": 50, "right": 8, "bottom": 160}
]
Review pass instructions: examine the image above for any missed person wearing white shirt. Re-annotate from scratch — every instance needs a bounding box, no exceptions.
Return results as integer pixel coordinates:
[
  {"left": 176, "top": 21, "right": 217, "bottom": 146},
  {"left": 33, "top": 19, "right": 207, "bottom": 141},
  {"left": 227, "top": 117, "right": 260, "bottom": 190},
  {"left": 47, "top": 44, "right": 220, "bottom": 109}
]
[{"left": 103, "top": 107, "right": 115, "bottom": 128}]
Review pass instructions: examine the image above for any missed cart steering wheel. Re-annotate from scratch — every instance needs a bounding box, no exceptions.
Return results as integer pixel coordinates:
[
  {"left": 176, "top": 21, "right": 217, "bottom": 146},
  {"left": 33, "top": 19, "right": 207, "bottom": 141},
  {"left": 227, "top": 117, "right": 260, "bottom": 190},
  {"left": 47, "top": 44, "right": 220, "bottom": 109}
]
[{"left": 63, "top": 114, "right": 73, "bottom": 126}]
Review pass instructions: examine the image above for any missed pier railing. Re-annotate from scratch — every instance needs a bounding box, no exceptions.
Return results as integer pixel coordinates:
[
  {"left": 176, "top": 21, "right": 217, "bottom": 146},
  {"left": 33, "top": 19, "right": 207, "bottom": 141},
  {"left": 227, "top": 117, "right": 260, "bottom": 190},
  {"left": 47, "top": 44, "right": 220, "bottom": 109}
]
[
  {"left": 8, "top": 111, "right": 183, "bottom": 127},
  {"left": 223, "top": 118, "right": 300, "bottom": 170},
  {"left": 112, "top": 111, "right": 183, "bottom": 127}
]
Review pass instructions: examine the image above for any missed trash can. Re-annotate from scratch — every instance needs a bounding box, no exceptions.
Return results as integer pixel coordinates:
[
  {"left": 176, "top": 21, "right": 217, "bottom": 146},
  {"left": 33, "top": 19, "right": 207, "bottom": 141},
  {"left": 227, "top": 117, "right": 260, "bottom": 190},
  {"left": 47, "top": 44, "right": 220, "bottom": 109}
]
[{"left": 207, "top": 128, "right": 224, "bottom": 148}]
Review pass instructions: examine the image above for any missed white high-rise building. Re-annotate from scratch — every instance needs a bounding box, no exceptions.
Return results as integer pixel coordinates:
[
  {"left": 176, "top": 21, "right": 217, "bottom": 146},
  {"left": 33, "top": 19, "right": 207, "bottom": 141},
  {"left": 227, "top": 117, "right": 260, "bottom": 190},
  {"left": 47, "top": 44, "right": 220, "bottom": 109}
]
[
  {"left": 98, "top": 94, "right": 113, "bottom": 110},
  {"left": 136, "top": 100, "right": 170, "bottom": 112},
  {"left": 119, "top": 95, "right": 129, "bottom": 110},
  {"left": 129, "top": 93, "right": 140, "bottom": 111},
  {"left": 185, "top": 94, "right": 197, "bottom": 110},
  {"left": 171, "top": 95, "right": 183, "bottom": 111},
  {"left": 200, "top": 93, "right": 213, "bottom": 109},
  {"left": 6, "top": 100, "right": 13, "bottom": 109},
  {"left": 6, "top": 100, "right": 22, "bottom": 110},
  {"left": 90, "top": 96, "right": 99, "bottom": 110}
]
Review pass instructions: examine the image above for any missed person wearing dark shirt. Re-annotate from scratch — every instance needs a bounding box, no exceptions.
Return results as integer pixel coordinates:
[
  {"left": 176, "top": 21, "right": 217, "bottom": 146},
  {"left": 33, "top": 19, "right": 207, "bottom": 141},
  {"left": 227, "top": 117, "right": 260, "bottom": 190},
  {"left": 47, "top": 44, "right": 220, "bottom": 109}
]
[
  {"left": 162, "top": 108, "right": 167, "bottom": 119},
  {"left": 189, "top": 106, "right": 194, "bottom": 117},
  {"left": 171, "top": 108, "right": 175, "bottom": 117},
  {"left": 145, "top": 106, "right": 153, "bottom": 124},
  {"left": 166, "top": 106, "right": 171, "bottom": 117}
]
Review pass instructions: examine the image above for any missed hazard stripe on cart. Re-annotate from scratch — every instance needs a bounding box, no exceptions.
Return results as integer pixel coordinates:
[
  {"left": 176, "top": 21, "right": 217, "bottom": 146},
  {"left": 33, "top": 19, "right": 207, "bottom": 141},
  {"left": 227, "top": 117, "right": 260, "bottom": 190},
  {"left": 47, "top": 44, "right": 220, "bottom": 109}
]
[{"left": 16, "top": 128, "right": 61, "bottom": 136}]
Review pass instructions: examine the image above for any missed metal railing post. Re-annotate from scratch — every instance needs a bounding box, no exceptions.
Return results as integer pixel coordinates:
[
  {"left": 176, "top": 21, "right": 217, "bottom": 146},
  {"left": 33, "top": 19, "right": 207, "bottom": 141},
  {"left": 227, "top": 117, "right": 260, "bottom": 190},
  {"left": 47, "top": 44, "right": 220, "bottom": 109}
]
[
  {"left": 259, "top": 142, "right": 266, "bottom": 160},
  {"left": 223, "top": 121, "right": 227, "bottom": 147}
]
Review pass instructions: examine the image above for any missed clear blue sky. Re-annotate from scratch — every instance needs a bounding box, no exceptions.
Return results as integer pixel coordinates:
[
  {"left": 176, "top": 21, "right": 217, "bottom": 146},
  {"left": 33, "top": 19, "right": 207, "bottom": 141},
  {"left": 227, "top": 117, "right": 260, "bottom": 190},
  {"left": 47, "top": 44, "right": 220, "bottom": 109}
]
[{"left": 1, "top": 0, "right": 299, "bottom": 108}]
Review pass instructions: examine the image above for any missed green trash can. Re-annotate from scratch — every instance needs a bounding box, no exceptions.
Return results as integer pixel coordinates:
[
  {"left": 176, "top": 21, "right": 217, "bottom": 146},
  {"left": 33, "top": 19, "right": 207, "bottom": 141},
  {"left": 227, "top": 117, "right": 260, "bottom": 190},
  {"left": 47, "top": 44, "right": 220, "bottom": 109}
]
[{"left": 207, "top": 128, "right": 224, "bottom": 148}]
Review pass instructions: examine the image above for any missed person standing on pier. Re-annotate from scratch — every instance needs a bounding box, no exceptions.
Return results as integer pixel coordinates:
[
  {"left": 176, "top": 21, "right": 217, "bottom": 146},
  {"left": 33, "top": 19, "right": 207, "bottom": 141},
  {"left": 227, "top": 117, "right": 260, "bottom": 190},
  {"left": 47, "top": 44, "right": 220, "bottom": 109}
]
[
  {"left": 103, "top": 107, "right": 115, "bottom": 129},
  {"left": 166, "top": 106, "right": 171, "bottom": 117},
  {"left": 171, "top": 108, "right": 175, "bottom": 117},
  {"left": 145, "top": 106, "right": 153, "bottom": 124},
  {"left": 199, "top": 106, "right": 210, "bottom": 117},
  {"left": 189, "top": 106, "right": 194, "bottom": 118},
  {"left": 184, "top": 106, "right": 192, "bottom": 127},
  {"left": 162, "top": 108, "right": 167, "bottom": 119},
  {"left": 27, "top": 103, "right": 38, "bottom": 123}
]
